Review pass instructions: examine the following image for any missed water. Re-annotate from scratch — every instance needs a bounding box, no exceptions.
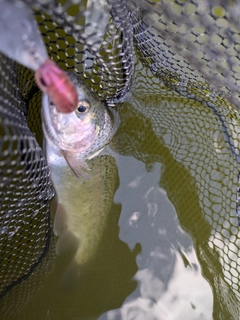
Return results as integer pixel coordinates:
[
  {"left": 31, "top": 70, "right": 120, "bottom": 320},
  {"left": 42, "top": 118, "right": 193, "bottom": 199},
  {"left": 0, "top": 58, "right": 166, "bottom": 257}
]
[{"left": 1, "top": 60, "right": 240, "bottom": 319}]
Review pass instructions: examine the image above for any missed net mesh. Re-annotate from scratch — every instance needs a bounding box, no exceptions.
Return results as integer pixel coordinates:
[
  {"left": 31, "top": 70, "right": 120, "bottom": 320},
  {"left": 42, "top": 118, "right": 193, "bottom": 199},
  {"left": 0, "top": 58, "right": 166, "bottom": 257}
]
[
  {"left": 1, "top": 0, "right": 240, "bottom": 317},
  {"left": 30, "top": 0, "right": 134, "bottom": 103},
  {"left": 128, "top": 0, "right": 240, "bottom": 108},
  {"left": 0, "top": 55, "right": 53, "bottom": 296},
  {"left": 112, "top": 61, "right": 240, "bottom": 317}
]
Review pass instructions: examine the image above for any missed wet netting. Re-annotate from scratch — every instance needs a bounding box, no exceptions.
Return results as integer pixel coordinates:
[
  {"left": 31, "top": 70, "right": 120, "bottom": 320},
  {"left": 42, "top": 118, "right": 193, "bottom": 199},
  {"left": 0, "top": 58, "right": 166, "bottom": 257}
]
[{"left": 1, "top": 0, "right": 240, "bottom": 317}]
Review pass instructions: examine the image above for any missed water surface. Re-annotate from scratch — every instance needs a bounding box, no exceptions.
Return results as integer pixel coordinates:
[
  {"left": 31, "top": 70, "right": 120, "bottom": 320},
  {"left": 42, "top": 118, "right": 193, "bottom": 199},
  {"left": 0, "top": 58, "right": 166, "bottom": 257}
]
[{"left": 2, "top": 60, "right": 240, "bottom": 320}]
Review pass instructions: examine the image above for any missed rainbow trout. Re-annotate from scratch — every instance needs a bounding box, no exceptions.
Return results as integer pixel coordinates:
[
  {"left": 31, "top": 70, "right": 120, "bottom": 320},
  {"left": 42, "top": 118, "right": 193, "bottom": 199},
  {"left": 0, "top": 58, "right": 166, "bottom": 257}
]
[{"left": 42, "top": 73, "right": 118, "bottom": 270}]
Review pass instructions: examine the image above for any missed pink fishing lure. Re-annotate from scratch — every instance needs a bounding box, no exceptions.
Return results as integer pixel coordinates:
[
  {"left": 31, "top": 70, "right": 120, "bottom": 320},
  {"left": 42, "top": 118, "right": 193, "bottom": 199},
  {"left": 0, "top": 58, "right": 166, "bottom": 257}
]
[{"left": 35, "top": 59, "right": 78, "bottom": 113}]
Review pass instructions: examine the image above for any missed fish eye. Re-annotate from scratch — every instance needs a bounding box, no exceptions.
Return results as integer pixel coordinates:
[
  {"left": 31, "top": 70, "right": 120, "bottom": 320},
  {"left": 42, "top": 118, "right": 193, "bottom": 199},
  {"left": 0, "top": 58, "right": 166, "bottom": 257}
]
[
  {"left": 76, "top": 100, "right": 90, "bottom": 115},
  {"left": 78, "top": 105, "right": 87, "bottom": 113}
]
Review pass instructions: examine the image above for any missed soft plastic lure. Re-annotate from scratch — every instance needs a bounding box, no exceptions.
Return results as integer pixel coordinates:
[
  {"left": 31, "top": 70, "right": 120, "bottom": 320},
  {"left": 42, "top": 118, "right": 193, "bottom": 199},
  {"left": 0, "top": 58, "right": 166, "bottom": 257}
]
[{"left": 0, "top": 0, "right": 78, "bottom": 113}]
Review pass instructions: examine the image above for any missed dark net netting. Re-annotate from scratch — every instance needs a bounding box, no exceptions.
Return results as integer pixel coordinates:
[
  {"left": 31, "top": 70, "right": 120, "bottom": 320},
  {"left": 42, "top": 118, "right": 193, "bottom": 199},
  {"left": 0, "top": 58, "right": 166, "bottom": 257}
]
[
  {"left": 1, "top": 0, "right": 240, "bottom": 317},
  {"left": 0, "top": 55, "right": 54, "bottom": 293},
  {"left": 0, "top": 0, "right": 134, "bottom": 302}
]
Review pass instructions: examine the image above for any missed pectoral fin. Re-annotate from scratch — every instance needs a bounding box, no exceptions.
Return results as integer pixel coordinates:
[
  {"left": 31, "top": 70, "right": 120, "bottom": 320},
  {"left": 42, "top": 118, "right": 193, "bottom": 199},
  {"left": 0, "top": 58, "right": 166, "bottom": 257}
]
[
  {"left": 62, "top": 151, "right": 91, "bottom": 181},
  {"left": 57, "top": 233, "right": 81, "bottom": 291},
  {"left": 56, "top": 230, "right": 80, "bottom": 257},
  {"left": 60, "top": 259, "right": 80, "bottom": 291},
  {"left": 53, "top": 202, "right": 68, "bottom": 236}
]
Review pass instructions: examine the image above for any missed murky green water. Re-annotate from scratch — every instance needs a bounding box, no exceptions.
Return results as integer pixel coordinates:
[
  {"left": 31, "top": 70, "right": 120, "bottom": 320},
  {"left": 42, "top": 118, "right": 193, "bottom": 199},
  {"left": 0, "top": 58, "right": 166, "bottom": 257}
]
[{"left": 1, "top": 59, "right": 240, "bottom": 320}]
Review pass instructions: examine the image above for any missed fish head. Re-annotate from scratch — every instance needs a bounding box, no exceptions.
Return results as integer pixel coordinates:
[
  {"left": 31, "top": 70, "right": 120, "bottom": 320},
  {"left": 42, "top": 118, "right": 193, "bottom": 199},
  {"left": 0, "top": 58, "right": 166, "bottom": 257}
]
[
  {"left": 49, "top": 96, "right": 99, "bottom": 154},
  {"left": 42, "top": 73, "right": 112, "bottom": 158}
]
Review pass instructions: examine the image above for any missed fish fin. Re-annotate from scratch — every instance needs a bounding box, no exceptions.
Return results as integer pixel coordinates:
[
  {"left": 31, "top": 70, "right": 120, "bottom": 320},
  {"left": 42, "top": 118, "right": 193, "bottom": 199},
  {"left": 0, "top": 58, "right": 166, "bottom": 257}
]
[
  {"left": 56, "top": 230, "right": 80, "bottom": 257},
  {"left": 60, "top": 259, "right": 80, "bottom": 291},
  {"left": 53, "top": 202, "right": 68, "bottom": 236},
  {"left": 62, "top": 151, "right": 91, "bottom": 181}
]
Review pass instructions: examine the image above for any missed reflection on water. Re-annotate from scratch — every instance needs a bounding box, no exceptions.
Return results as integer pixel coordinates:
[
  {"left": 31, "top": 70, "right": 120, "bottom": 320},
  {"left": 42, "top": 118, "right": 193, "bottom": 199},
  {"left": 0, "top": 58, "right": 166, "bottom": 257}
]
[
  {"left": 1, "top": 61, "right": 240, "bottom": 319},
  {"left": 105, "top": 61, "right": 240, "bottom": 319},
  {"left": 100, "top": 158, "right": 213, "bottom": 320}
]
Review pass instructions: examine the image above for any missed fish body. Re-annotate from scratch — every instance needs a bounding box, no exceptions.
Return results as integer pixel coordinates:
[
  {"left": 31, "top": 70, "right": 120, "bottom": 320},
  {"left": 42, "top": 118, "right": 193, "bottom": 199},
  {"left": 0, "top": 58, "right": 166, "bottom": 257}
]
[
  {"left": 48, "top": 149, "right": 118, "bottom": 266},
  {"left": 0, "top": 0, "right": 78, "bottom": 112},
  {"left": 42, "top": 73, "right": 118, "bottom": 267}
]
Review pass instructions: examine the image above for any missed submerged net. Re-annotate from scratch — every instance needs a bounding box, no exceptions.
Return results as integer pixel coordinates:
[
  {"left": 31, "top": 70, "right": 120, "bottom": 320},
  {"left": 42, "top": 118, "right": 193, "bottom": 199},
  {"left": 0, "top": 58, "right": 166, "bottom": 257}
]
[
  {"left": 1, "top": 0, "right": 240, "bottom": 317},
  {"left": 112, "top": 61, "right": 240, "bottom": 317}
]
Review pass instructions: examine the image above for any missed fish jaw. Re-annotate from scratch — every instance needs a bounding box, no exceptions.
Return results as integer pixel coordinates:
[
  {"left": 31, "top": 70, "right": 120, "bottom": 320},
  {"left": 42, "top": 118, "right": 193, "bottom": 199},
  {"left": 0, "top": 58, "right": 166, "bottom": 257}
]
[
  {"left": 54, "top": 111, "right": 98, "bottom": 153},
  {"left": 42, "top": 91, "right": 100, "bottom": 155},
  {"left": 35, "top": 59, "right": 78, "bottom": 113},
  {"left": 59, "top": 122, "right": 96, "bottom": 181}
]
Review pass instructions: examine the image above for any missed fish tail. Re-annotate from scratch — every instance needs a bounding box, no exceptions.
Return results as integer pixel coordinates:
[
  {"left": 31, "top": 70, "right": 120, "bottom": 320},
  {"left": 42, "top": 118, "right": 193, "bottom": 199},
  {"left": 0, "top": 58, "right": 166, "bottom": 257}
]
[{"left": 60, "top": 259, "right": 80, "bottom": 291}]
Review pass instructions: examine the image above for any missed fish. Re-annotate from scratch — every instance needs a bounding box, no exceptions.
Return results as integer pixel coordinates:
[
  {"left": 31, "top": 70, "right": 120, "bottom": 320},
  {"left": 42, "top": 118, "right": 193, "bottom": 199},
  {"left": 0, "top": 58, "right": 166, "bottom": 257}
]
[
  {"left": 0, "top": 0, "right": 78, "bottom": 113},
  {"left": 42, "top": 73, "right": 118, "bottom": 278}
]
